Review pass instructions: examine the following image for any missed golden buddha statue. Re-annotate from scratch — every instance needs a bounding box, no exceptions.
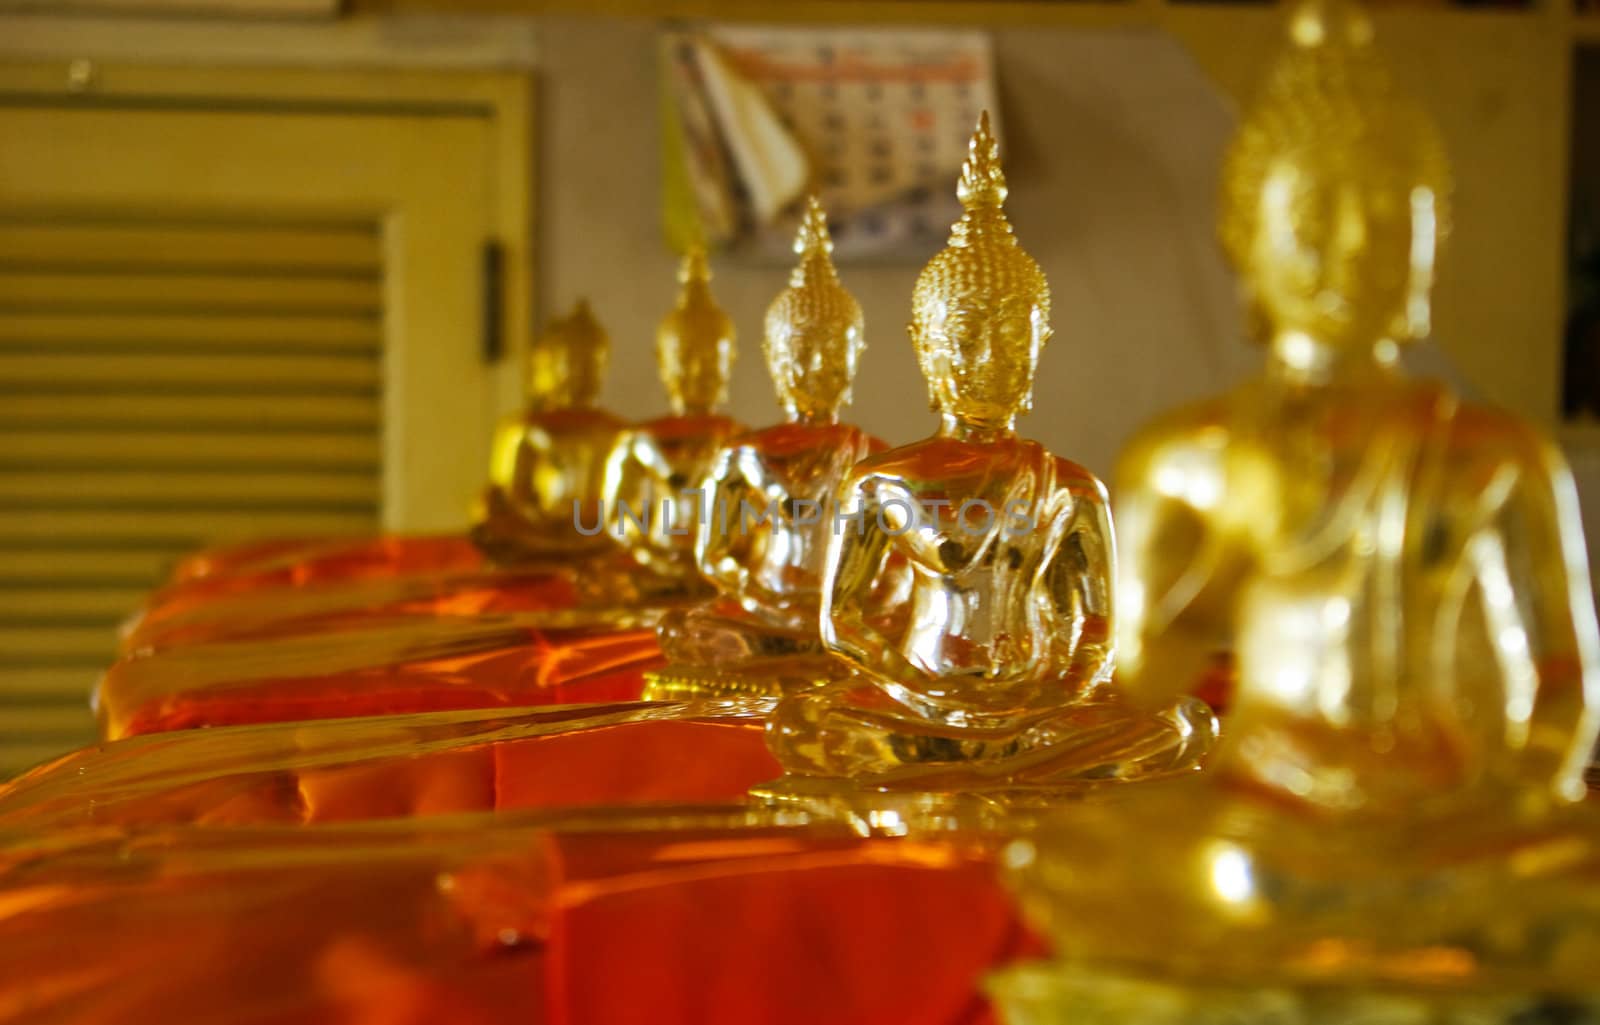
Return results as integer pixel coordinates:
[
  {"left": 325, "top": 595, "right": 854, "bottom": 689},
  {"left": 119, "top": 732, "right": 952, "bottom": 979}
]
[
  {"left": 993, "top": 3, "right": 1600, "bottom": 1018},
  {"left": 603, "top": 246, "right": 744, "bottom": 584},
  {"left": 647, "top": 197, "right": 892, "bottom": 701},
  {"left": 761, "top": 115, "right": 1216, "bottom": 803},
  {"left": 472, "top": 299, "right": 625, "bottom": 565}
]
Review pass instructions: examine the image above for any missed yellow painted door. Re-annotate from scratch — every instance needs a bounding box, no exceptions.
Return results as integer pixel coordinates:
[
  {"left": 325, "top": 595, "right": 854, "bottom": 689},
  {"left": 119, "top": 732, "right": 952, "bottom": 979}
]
[{"left": 0, "top": 67, "right": 523, "bottom": 772}]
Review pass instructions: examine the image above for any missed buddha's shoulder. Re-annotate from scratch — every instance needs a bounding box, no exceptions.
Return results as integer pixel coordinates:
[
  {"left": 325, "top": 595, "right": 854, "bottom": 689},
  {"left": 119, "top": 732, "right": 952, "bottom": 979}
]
[
  {"left": 1046, "top": 452, "right": 1109, "bottom": 501},
  {"left": 1349, "top": 377, "right": 1559, "bottom": 470},
  {"left": 631, "top": 413, "right": 744, "bottom": 441},
  {"left": 538, "top": 407, "right": 627, "bottom": 433},
  {"left": 1118, "top": 395, "right": 1238, "bottom": 472},
  {"left": 727, "top": 421, "right": 804, "bottom": 457},
  {"left": 847, "top": 436, "right": 943, "bottom": 477},
  {"left": 1437, "top": 394, "right": 1568, "bottom": 485},
  {"left": 1442, "top": 396, "right": 1542, "bottom": 448},
  {"left": 737, "top": 420, "right": 877, "bottom": 457}
]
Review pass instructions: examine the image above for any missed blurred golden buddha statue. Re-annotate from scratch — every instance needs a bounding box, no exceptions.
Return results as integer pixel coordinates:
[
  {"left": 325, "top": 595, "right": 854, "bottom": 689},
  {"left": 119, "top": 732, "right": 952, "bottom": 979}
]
[
  {"left": 472, "top": 299, "right": 625, "bottom": 565},
  {"left": 995, "top": 4, "right": 1600, "bottom": 1019},
  {"left": 647, "top": 197, "right": 892, "bottom": 701},
  {"left": 120, "top": 301, "right": 643, "bottom": 655},
  {"left": 604, "top": 246, "right": 744, "bottom": 584},
  {"left": 762, "top": 115, "right": 1216, "bottom": 802},
  {"left": 143, "top": 301, "right": 625, "bottom": 607}
]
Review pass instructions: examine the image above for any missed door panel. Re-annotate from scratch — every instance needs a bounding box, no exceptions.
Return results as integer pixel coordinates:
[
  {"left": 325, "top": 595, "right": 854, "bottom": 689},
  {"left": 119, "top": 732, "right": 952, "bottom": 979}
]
[{"left": 0, "top": 69, "right": 523, "bottom": 773}]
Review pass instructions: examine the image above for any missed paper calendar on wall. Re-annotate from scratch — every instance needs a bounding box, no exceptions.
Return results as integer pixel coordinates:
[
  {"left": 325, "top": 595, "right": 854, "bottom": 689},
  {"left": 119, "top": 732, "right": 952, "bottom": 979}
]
[{"left": 661, "top": 27, "right": 998, "bottom": 263}]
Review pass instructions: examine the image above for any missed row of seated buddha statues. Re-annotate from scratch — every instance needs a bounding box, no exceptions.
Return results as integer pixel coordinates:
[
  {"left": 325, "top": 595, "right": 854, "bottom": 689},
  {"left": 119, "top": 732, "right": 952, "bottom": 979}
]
[
  {"left": 3, "top": 2, "right": 1597, "bottom": 1021},
  {"left": 643, "top": 118, "right": 1218, "bottom": 804},
  {"left": 85, "top": 0, "right": 1600, "bottom": 818}
]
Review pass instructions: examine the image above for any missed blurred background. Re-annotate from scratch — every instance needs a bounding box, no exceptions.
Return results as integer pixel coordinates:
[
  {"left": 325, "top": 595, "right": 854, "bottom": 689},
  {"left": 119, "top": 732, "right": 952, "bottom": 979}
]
[{"left": 0, "top": 0, "right": 1595, "bottom": 768}]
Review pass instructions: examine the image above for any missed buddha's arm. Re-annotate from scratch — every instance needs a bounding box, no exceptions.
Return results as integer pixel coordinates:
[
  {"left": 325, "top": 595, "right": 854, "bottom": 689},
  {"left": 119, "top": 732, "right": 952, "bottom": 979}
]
[
  {"left": 485, "top": 415, "right": 527, "bottom": 500},
  {"left": 820, "top": 480, "right": 925, "bottom": 683},
  {"left": 1475, "top": 440, "right": 1600, "bottom": 798},
  {"left": 1112, "top": 437, "right": 1247, "bottom": 708},
  {"left": 602, "top": 432, "right": 661, "bottom": 539},
  {"left": 697, "top": 446, "right": 764, "bottom": 596},
  {"left": 1044, "top": 476, "right": 1116, "bottom": 687},
  {"left": 827, "top": 437, "right": 914, "bottom": 613}
]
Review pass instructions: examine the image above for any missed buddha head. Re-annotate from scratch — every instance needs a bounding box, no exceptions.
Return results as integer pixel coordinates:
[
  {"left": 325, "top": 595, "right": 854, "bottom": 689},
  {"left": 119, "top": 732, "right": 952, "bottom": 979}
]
[
  {"left": 763, "top": 197, "right": 866, "bottom": 423},
  {"left": 911, "top": 112, "right": 1051, "bottom": 432},
  {"left": 657, "top": 245, "right": 737, "bottom": 416},
  {"left": 525, "top": 299, "right": 608, "bottom": 412},
  {"left": 1219, "top": 0, "right": 1452, "bottom": 352}
]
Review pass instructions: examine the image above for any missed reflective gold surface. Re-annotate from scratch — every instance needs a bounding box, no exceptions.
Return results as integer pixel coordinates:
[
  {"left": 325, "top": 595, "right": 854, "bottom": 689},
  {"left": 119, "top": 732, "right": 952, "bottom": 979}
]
[
  {"left": 994, "top": 3, "right": 1600, "bottom": 1018},
  {"left": 762, "top": 114, "right": 1216, "bottom": 799},
  {"left": 474, "top": 300, "right": 627, "bottom": 563},
  {"left": 605, "top": 247, "right": 745, "bottom": 579},
  {"left": 649, "top": 197, "right": 887, "bottom": 701}
]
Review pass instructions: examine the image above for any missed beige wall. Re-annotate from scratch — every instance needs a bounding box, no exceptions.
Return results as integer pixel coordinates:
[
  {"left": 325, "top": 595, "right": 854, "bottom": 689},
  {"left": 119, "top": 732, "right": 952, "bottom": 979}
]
[
  {"left": 539, "top": 17, "right": 1250, "bottom": 481},
  {"left": 0, "top": 6, "right": 1580, "bottom": 488},
  {"left": 538, "top": 12, "right": 1572, "bottom": 482}
]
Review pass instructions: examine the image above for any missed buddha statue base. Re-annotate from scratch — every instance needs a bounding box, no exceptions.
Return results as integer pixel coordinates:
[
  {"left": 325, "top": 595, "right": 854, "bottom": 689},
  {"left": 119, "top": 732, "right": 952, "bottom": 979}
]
[
  {"left": 747, "top": 775, "right": 1046, "bottom": 835},
  {"left": 643, "top": 602, "right": 852, "bottom": 701},
  {"left": 993, "top": 782, "right": 1600, "bottom": 1025},
  {"left": 640, "top": 662, "right": 835, "bottom": 703},
  {"left": 745, "top": 773, "right": 1209, "bottom": 836},
  {"left": 571, "top": 559, "right": 713, "bottom": 612},
  {"left": 988, "top": 962, "right": 1600, "bottom": 1025},
  {"left": 760, "top": 681, "right": 1218, "bottom": 806}
]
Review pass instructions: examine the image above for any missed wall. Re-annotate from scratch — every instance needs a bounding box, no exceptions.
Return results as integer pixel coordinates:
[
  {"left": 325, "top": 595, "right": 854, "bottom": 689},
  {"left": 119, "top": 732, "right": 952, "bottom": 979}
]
[
  {"left": 537, "top": 12, "right": 1569, "bottom": 483},
  {"left": 0, "top": 6, "right": 1579, "bottom": 488},
  {"left": 539, "top": 17, "right": 1250, "bottom": 481},
  {"left": 0, "top": 11, "right": 541, "bottom": 67}
]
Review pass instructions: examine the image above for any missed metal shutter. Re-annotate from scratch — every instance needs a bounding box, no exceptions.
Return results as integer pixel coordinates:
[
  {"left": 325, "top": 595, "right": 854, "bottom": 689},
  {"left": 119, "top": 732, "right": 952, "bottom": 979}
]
[{"left": 0, "top": 212, "right": 383, "bottom": 773}]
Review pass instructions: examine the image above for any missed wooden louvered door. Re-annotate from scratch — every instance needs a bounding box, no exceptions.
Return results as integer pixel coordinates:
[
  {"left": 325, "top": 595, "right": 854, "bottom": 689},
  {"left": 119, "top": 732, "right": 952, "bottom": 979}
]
[
  {"left": 0, "top": 66, "right": 530, "bottom": 773},
  {"left": 0, "top": 215, "right": 384, "bottom": 770}
]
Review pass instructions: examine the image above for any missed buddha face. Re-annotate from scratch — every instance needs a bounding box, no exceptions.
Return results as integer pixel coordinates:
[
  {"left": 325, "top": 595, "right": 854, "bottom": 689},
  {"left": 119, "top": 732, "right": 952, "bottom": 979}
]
[
  {"left": 661, "top": 333, "right": 733, "bottom": 415},
  {"left": 1247, "top": 157, "right": 1436, "bottom": 349},
  {"left": 527, "top": 342, "right": 605, "bottom": 412},
  {"left": 764, "top": 297, "right": 864, "bottom": 422},
  {"left": 526, "top": 302, "right": 608, "bottom": 411},
  {"left": 657, "top": 295, "right": 735, "bottom": 416},
  {"left": 913, "top": 288, "right": 1048, "bottom": 428}
]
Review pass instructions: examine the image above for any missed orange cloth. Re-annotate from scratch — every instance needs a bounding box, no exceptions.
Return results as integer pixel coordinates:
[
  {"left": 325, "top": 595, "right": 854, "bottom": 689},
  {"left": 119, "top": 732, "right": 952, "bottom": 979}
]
[
  {"left": 544, "top": 830, "right": 1041, "bottom": 1025},
  {"left": 99, "top": 622, "right": 663, "bottom": 740},
  {"left": 161, "top": 533, "right": 486, "bottom": 591},
  {"left": 0, "top": 704, "right": 777, "bottom": 830},
  {"left": 0, "top": 815, "right": 1040, "bottom": 1025},
  {"left": 125, "top": 568, "right": 583, "bottom": 653}
]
